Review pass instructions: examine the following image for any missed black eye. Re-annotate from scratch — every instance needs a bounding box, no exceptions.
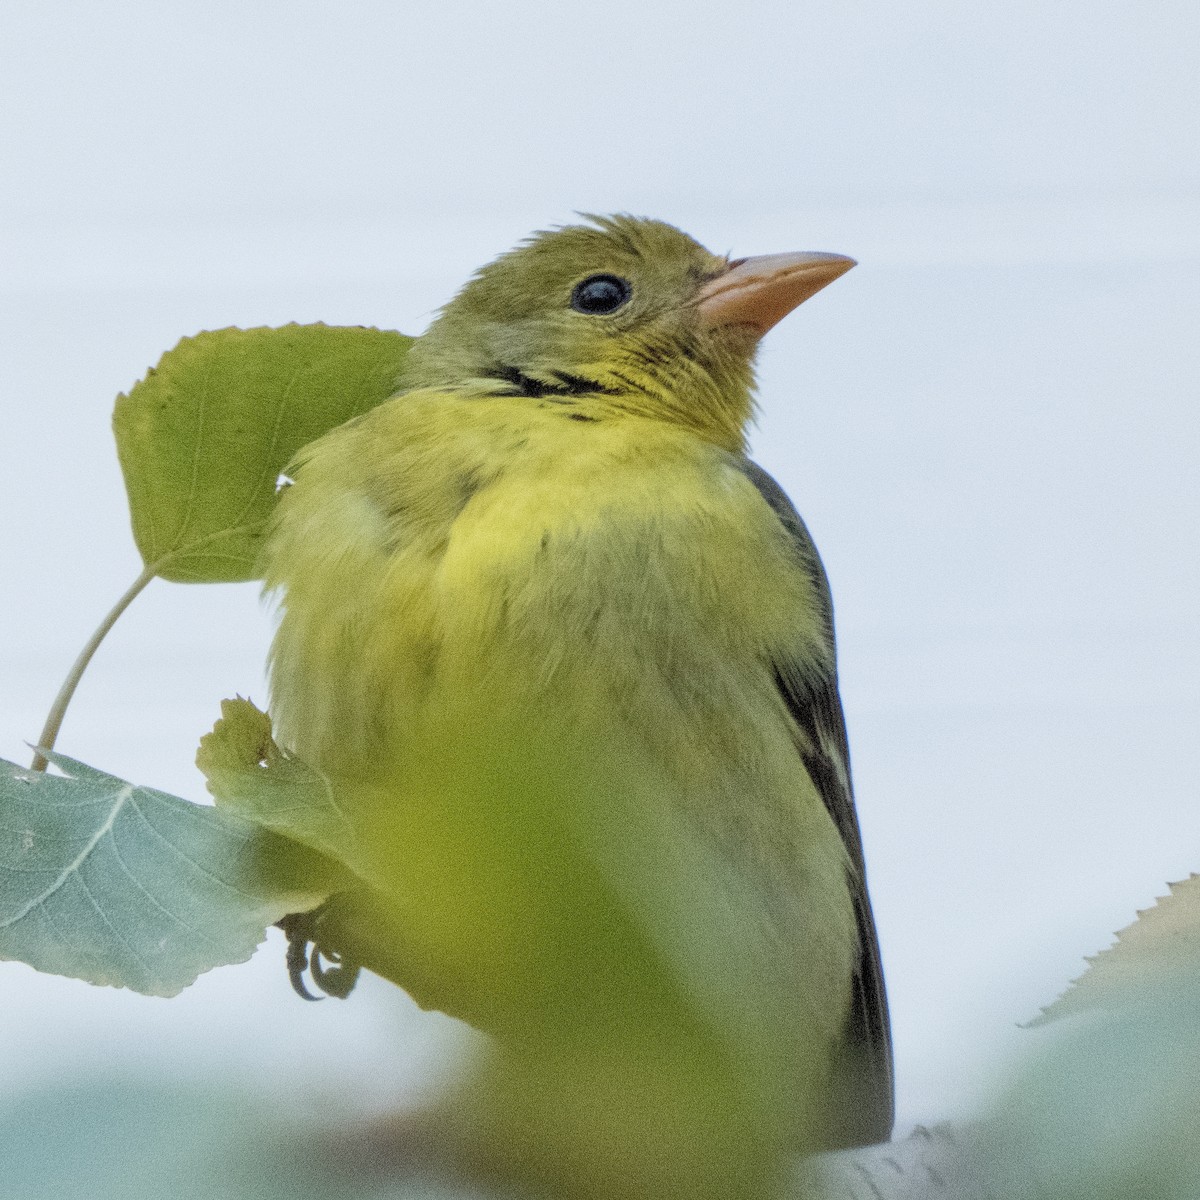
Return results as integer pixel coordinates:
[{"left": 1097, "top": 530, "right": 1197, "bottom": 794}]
[{"left": 570, "top": 274, "right": 632, "bottom": 315}]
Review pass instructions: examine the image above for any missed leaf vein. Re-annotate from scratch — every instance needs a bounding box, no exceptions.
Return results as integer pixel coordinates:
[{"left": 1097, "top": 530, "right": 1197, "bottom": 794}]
[
  {"left": 74, "top": 865, "right": 155, "bottom": 987},
  {"left": 126, "top": 793, "right": 270, "bottom": 903},
  {"left": 108, "top": 823, "right": 227, "bottom": 950},
  {"left": 225, "top": 360, "right": 306, "bottom": 535},
  {"left": 0, "top": 785, "right": 134, "bottom": 929},
  {"left": 170, "top": 355, "right": 213, "bottom": 549}
]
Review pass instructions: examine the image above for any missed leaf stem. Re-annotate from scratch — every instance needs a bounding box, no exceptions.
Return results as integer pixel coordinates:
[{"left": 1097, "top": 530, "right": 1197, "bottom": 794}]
[{"left": 30, "top": 564, "right": 158, "bottom": 772}]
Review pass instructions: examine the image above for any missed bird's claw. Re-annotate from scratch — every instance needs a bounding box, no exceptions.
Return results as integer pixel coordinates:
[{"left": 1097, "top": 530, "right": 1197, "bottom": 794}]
[{"left": 277, "top": 909, "right": 362, "bottom": 1001}]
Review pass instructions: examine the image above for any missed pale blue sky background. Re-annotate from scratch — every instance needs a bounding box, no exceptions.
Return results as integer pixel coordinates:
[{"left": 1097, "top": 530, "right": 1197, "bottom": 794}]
[{"left": 1, "top": 0, "right": 1197, "bottom": 1134}]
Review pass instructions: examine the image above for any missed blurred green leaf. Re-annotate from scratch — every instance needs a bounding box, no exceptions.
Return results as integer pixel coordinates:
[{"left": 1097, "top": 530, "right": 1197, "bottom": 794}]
[
  {"left": 980, "top": 979, "right": 1200, "bottom": 1200},
  {"left": 113, "top": 324, "right": 413, "bottom": 582},
  {"left": 1034, "top": 873, "right": 1200, "bottom": 1025},
  {"left": 0, "top": 751, "right": 334, "bottom": 995},
  {"left": 199, "top": 697, "right": 811, "bottom": 1198},
  {"left": 798, "top": 874, "right": 1200, "bottom": 1200},
  {"left": 977, "top": 876, "right": 1200, "bottom": 1198}
]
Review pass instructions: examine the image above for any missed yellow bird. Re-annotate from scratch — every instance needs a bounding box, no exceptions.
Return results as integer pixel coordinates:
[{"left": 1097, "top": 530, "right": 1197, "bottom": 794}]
[{"left": 263, "top": 216, "right": 892, "bottom": 1174}]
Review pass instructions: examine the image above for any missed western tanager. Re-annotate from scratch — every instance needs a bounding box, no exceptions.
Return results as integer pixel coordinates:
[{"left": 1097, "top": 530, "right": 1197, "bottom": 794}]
[{"left": 264, "top": 216, "right": 892, "bottom": 1172}]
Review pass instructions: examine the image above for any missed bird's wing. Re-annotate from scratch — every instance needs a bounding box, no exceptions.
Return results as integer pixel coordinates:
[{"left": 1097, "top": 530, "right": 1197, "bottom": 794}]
[{"left": 741, "top": 459, "right": 895, "bottom": 1148}]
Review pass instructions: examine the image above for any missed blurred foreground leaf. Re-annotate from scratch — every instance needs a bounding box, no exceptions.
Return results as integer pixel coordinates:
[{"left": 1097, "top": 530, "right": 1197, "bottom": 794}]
[
  {"left": 0, "top": 751, "right": 334, "bottom": 995},
  {"left": 199, "top": 697, "right": 815, "bottom": 1199},
  {"left": 798, "top": 994, "right": 1200, "bottom": 1200},
  {"left": 801, "top": 876, "right": 1200, "bottom": 1200},
  {"left": 113, "top": 324, "right": 413, "bottom": 583},
  {"left": 979, "top": 976, "right": 1200, "bottom": 1199},
  {"left": 985, "top": 876, "right": 1200, "bottom": 1199},
  {"left": 0, "top": 1079, "right": 495, "bottom": 1200},
  {"left": 1035, "top": 873, "right": 1200, "bottom": 1024}
]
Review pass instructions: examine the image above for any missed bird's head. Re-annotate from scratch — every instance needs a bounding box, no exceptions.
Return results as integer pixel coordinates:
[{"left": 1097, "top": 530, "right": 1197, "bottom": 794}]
[{"left": 402, "top": 215, "right": 854, "bottom": 451}]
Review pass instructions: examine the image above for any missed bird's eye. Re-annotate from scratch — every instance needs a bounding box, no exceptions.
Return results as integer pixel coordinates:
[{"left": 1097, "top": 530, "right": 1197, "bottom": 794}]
[{"left": 570, "top": 274, "right": 632, "bottom": 315}]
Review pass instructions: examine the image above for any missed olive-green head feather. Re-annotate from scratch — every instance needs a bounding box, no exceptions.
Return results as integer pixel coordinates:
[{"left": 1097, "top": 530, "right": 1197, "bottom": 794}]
[{"left": 403, "top": 214, "right": 854, "bottom": 452}]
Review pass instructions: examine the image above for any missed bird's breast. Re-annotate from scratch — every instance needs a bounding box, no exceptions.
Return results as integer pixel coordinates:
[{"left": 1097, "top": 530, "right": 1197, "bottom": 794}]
[
  {"left": 264, "top": 392, "right": 856, "bottom": 1050},
  {"left": 266, "top": 393, "right": 828, "bottom": 790}
]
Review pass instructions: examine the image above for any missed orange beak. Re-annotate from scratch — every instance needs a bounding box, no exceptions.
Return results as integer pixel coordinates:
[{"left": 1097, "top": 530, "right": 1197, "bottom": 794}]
[{"left": 695, "top": 251, "right": 856, "bottom": 336}]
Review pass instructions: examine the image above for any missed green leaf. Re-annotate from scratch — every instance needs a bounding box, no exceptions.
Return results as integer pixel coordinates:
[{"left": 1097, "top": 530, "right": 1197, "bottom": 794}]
[
  {"left": 197, "top": 699, "right": 401, "bottom": 1001},
  {"left": 979, "top": 976, "right": 1200, "bottom": 1200},
  {"left": 0, "top": 751, "right": 335, "bottom": 996},
  {"left": 197, "top": 697, "right": 361, "bottom": 866},
  {"left": 1033, "top": 874, "right": 1200, "bottom": 1025},
  {"left": 113, "top": 324, "right": 413, "bottom": 583}
]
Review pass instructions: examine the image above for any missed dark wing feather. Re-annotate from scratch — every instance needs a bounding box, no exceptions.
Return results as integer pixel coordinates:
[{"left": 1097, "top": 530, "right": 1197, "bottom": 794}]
[{"left": 741, "top": 459, "right": 894, "bottom": 1149}]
